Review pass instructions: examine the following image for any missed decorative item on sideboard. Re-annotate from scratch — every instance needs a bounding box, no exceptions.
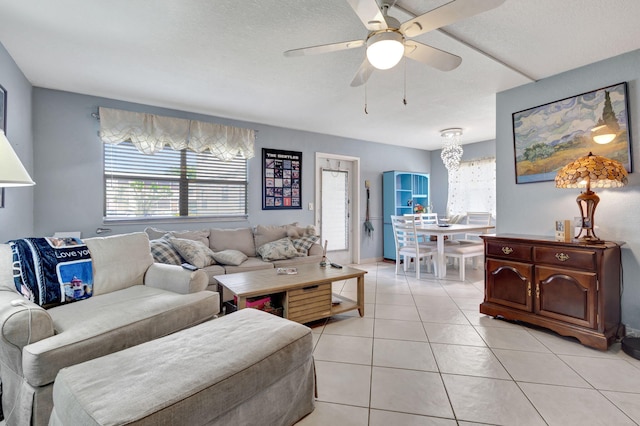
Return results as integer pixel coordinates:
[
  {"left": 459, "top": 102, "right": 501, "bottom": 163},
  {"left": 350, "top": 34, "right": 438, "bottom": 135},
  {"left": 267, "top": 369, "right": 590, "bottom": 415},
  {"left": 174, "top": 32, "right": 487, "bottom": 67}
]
[{"left": 555, "top": 152, "right": 627, "bottom": 241}]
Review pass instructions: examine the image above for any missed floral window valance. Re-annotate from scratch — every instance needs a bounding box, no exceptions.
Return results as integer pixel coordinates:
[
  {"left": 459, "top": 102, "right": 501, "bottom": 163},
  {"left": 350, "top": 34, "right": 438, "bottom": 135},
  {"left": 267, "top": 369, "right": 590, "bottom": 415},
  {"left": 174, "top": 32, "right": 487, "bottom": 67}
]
[{"left": 98, "top": 107, "right": 255, "bottom": 160}]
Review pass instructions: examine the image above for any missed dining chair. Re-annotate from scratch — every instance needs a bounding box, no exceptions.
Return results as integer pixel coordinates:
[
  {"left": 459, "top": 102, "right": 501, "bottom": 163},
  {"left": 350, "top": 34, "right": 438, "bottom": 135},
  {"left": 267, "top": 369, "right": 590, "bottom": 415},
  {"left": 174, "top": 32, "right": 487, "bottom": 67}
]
[
  {"left": 456, "top": 212, "right": 493, "bottom": 245},
  {"left": 391, "top": 215, "right": 435, "bottom": 279},
  {"left": 404, "top": 212, "right": 438, "bottom": 245},
  {"left": 443, "top": 243, "right": 484, "bottom": 281}
]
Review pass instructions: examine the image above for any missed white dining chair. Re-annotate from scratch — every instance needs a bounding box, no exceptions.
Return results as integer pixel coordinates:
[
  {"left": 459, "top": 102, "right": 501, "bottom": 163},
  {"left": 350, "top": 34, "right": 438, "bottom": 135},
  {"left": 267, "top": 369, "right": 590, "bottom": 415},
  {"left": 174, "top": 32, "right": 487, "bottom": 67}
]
[
  {"left": 443, "top": 243, "right": 484, "bottom": 281},
  {"left": 391, "top": 215, "right": 435, "bottom": 279},
  {"left": 404, "top": 212, "right": 438, "bottom": 245},
  {"left": 456, "top": 212, "right": 493, "bottom": 245}
]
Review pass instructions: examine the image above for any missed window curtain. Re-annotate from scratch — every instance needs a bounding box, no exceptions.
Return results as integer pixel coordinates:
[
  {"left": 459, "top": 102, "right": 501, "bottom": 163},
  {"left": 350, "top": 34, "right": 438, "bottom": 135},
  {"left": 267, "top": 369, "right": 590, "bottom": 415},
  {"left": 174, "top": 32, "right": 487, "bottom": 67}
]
[
  {"left": 98, "top": 107, "right": 255, "bottom": 160},
  {"left": 447, "top": 157, "right": 496, "bottom": 217}
]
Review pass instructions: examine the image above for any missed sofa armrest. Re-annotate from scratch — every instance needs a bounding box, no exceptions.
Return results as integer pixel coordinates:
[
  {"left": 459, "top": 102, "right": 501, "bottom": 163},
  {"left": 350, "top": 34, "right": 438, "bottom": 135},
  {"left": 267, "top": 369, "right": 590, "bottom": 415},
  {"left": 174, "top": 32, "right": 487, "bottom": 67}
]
[
  {"left": 0, "top": 290, "right": 55, "bottom": 349},
  {"left": 144, "top": 263, "right": 209, "bottom": 294}
]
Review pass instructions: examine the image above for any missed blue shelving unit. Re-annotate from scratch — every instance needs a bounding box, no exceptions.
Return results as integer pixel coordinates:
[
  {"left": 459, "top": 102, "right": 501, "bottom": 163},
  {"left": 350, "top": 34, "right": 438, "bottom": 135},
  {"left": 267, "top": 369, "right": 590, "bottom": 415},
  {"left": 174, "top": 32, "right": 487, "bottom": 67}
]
[{"left": 383, "top": 171, "right": 430, "bottom": 260}]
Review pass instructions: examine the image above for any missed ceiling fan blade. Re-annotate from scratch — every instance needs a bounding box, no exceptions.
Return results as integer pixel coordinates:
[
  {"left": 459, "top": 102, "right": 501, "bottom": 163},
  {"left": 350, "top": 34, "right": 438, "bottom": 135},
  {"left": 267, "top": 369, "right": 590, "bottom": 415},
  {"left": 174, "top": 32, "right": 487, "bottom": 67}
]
[
  {"left": 400, "top": 0, "right": 505, "bottom": 38},
  {"left": 404, "top": 41, "right": 462, "bottom": 71},
  {"left": 284, "top": 39, "right": 365, "bottom": 57},
  {"left": 350, "top": 58, "right": 375, "bottom": 87},
  {"left": 346, "top": 0, "right": 388, "bottom": 31}
]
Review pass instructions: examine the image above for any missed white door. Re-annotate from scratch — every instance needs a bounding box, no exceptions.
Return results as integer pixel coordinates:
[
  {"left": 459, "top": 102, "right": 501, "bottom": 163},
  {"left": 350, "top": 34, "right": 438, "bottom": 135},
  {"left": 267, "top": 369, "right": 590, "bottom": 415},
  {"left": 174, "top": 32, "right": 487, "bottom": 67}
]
[{"left": 316, "top": 153, "right": 360, "bottom": 265}]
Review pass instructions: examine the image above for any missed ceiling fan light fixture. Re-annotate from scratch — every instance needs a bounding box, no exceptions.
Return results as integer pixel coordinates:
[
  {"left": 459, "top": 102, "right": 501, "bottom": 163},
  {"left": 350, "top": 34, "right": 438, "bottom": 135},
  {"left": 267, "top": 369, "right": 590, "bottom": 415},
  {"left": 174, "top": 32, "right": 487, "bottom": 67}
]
[{"left": 366, "top": 31, "right": 404, "bottom": 70}]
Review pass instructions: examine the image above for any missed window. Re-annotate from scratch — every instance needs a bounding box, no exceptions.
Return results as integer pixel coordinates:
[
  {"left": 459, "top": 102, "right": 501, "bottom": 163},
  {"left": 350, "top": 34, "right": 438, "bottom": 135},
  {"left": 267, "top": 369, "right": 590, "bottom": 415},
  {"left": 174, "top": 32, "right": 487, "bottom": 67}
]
[
  {"left": 104, "top": 141, "right": 247, "bottom": 220},
  {"left": 447, "top": 157, "right": 496, "bottom": 217}
]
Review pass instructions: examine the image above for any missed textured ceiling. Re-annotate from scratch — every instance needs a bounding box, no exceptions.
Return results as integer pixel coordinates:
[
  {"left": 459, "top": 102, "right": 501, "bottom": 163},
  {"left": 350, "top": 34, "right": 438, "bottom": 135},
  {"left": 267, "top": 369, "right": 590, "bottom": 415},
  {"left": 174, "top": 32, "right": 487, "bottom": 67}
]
[{"left": 1, "top": 0, "right": 639, "bottom": 150}]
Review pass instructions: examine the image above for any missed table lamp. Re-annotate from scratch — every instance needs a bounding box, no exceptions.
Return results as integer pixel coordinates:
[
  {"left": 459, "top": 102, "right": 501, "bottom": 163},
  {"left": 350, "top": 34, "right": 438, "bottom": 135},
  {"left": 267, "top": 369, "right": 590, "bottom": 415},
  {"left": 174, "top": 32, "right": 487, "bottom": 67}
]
[
  {"left": 555, "top": 152, "right": 627, "bottom": 241},
  {"left": 0, "top": 130, "right": 35, "bottom": 187}
]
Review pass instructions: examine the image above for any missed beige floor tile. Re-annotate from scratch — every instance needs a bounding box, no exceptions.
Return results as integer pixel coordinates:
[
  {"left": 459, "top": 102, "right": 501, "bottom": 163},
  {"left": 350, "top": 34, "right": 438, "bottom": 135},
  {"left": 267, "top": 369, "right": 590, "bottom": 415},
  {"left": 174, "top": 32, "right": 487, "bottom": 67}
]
[
  {"left": 375, "top": 283, "right": 413, "bottom": 295},
  {"left": 526, "top": 327, "right": 621, "bottom": 358},
  {"left": 412, "top": 295, "right": 458, "bottom": 309},
  {"left": 423, "top": 323, "right": 486, "bottom": 346},
  {"left": 462, "top": 310, "right": 520, "bottom": 328},
  {"left": 314, "top": 361, "right": 371, "bottom": 407},
  {"left": 474, "top": 326, "right": 551, "bottom": 352},
  {"left": 369, "top": 409, "right": 457, "bottom": 425},
  {"left": 493, "top": 349, "right": 591, "bottom": 387},
  {"left": 374, "top": 319, "right": 428, "bottom": 342},
  {"left": 370, "top": 367, "right": 454, "bottom": 418},
  {"left": 450, "top": 296, "right": 483, "bottom": 311},
  {"left": 519, "top": 382, "right": 636, "bottom": 425},
  {"left": 559, "top": 355, "right": 640, "bottom": 392},
  {"left": 323, "top": 316, "right": 374, "bottom": 337},
  {"left": 442, "top": 374, "right": 546, "bottom": 425},
  {"left": 431, "top": 343, "right": 510, "bottom": 379},
  {"left": 408, "top": 285, "right": 449, "bottom": 297},
  {"left": 417, "top": 306, "right": 470, "bottom": 325},
  {"left": 296, "top": 402, "right": 369, "bottom": 426},
  {"left": 375, "top": 304, "right": 421, "bottom": 321},
  {"left": 374, "top": 292, "right": 416, "bottom": 306},
  {"left": 314, "top": 334, "right": 373, "bottom": 365},
  {"left": 332, "top": 301, "right": 374, "bottom": 319},
  {"left": 372, "top": 338, "right": 437, "bottom": 371},
  {"left": 601, "top": 390, "right": 640, "bottom": 423}
]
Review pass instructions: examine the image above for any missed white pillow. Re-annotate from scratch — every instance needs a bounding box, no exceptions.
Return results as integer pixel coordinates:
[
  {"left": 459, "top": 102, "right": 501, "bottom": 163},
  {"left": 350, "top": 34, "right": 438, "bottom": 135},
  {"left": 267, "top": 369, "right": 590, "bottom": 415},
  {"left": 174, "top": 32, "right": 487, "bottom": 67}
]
[
  {"left": 169, "top": 237, "right": 216, "bottom": 268},
  {"left": 211, "top": 249, "right": 248, "bottom": 266},
  {"left": 257, "top": 238, "right": 300, "bottom": 261}
]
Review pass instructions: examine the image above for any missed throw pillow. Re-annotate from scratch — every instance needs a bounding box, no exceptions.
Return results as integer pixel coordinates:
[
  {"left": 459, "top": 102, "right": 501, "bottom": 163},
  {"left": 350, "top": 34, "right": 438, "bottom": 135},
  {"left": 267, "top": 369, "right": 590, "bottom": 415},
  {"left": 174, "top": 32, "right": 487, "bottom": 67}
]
[
  {"left": 290, "top": 234, "right": 320, "bottom": 255},
  {"left": 169, "top": 237, "right": 216, "bottom": 269},
  {"left": 286, "top": 224, "right": 317, "bottom": 239},
  {"left": 253, "top": 223, "right": 297, "bottom": 250},
  {"left": 145, "top": 226, "right": 169, "bottom": 241},
  {"left": 257, "top": 238, "right": 300, "bottom": 261},
  {"left": 211, "top": 249, "right": 248, "bottom": 266},
  {"left": 149, "top": 237, "right": 183, "bottom": 265}
]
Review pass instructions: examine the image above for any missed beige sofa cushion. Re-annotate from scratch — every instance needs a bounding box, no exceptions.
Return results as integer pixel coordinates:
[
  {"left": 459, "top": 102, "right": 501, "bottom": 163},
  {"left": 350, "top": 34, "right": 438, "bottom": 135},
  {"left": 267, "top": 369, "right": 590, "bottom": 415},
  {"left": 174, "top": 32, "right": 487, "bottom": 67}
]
[
  {"left": 84, "top": 233, "right": 154, "bottom": 296},
  {"left": 253, "top": 224, "right": 293, "bottom": 250},
  {"left": 209, "top": 228, "right": 255, "bottom": 257},
  {"left": 22, "top": 285, "right": 218, "bottom": 387},
  {"left": 222, "top": 257, "right": 273, "bottom": 274}
]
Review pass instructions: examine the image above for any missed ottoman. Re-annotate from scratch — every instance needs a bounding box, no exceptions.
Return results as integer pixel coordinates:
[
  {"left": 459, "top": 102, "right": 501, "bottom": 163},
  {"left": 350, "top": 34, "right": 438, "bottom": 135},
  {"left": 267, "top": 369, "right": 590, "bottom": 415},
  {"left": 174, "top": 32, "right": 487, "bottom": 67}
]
[{"left": 48, "top": 309, "right": 315, "bottom": 426}]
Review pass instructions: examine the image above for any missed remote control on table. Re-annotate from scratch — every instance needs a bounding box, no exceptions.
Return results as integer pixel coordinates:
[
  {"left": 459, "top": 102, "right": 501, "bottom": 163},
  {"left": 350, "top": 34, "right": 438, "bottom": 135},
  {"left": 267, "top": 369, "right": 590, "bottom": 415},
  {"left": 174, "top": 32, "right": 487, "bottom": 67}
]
[{"left": 330, "top": 262, "right": 342, "bottom": 269}]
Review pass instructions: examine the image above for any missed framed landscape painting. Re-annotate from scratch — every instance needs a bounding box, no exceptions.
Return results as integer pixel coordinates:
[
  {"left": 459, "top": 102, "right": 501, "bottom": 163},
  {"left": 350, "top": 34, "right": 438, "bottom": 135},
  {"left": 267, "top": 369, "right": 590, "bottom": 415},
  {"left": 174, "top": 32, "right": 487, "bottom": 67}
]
[{"left": 512, "top": 82, "right": 632, "bottom": 184}]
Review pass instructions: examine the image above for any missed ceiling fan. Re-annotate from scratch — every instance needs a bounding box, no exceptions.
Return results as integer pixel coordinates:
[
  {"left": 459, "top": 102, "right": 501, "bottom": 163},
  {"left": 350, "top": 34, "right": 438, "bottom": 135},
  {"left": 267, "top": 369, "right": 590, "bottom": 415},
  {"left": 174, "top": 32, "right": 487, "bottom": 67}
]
[{"left": 284, "top": 0, "right": 505, "bottom": 86}]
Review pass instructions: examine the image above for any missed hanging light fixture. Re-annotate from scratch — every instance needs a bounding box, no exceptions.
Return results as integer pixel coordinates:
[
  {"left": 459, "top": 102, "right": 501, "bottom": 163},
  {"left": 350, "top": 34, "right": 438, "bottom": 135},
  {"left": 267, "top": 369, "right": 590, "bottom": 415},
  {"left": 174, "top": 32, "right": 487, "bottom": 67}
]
[
  {"left": 366, "top": 31, "right": 405, "bottom": 70},
  {"left": 590, "top": 124, "right": 617, "bottom": 144},
  {"left": 440, "top": 128, "right": 464, "bottom": 171}
]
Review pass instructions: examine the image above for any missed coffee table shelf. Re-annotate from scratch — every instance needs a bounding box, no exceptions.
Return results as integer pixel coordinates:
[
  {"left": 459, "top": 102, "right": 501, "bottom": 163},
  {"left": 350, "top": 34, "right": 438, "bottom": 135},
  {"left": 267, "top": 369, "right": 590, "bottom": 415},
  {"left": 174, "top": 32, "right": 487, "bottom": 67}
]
[{"left": 215, "top": 264, "right": 366, "bottom": 324}]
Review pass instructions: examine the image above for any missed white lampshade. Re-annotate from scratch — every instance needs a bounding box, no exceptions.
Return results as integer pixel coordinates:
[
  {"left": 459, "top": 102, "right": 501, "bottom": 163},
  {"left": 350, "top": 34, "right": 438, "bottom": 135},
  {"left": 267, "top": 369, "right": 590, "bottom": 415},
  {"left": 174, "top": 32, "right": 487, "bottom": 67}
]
[
  {"left": 366, "top": 31, "right": 404, "bottom": 70},
  {"left": 0, "top": 130, "right": 35, "bottom": 187}
]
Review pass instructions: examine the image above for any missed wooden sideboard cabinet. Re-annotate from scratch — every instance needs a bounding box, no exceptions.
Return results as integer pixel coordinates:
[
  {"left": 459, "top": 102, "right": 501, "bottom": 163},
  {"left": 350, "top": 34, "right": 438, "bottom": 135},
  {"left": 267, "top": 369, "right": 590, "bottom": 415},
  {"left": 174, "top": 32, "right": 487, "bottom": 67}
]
[{"left": 480, "top": 234, "right": 623, "bottom": 350}]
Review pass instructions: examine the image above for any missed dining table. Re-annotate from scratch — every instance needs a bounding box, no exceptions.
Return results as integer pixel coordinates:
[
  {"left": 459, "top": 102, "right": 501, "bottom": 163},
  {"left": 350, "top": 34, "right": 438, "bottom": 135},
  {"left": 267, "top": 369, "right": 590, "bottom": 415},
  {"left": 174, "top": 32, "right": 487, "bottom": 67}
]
[{"left": 415, "top": 223, "right": 495, "bottom": 279}]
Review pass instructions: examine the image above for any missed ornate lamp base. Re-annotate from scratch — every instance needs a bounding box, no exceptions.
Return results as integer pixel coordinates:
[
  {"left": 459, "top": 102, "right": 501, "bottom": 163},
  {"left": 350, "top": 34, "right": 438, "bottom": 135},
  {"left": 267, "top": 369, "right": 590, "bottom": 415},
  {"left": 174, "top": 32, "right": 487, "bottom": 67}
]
[{"left": 575, "top": 190, "right": 600, "bottom": 241}]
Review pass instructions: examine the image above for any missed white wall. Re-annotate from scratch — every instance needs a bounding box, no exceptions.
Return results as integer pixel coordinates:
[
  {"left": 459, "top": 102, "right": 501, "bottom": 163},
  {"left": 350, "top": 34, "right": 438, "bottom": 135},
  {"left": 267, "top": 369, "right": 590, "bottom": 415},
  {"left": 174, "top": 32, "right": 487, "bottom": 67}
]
[
  {"left": 496, "top": 49, "right": 640, "bottom": 330},
  {"left": 31, "top": 88, "right": 432, "bottom": 262},
  {"left": 0, "top": 43, "right": 34, "bottom": 241}
]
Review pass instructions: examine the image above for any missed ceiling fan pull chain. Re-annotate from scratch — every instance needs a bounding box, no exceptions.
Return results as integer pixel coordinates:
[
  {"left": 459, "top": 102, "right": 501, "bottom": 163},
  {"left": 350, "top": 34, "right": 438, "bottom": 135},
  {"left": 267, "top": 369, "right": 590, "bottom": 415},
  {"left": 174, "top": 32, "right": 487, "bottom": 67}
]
[
  {"left": 403, "top": 56, "right": 407, "bottom": 106},
  {"left": 364, "top": 81, "right": 369, "bottom": 114}
]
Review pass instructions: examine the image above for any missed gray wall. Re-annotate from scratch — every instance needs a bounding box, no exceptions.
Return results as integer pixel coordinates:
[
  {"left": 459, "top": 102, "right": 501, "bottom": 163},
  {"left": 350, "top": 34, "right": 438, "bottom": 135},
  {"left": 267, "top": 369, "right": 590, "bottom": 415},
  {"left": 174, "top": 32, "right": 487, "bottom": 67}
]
[
  {"left": 430, "top": 139, "right": 496, "bottom": 216},
  {"left": 31, "top": 88, "right": 432, "bottom": 262},
  {"left": 0, "top": 43, "right": 34, "bottom": 241},
  {"left": 497, "top": 49, "right": 640, "bottom": 330}
]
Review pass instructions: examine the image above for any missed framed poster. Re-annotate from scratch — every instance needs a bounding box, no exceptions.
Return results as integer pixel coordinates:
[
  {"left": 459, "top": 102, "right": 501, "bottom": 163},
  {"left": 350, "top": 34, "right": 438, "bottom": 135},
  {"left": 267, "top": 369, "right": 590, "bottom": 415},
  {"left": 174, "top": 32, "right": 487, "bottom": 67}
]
[
  {"left": 262, "top": 148, "right": 302, "bottom": 210},
  {"left": 512, "top": 82, "right": 632, "bottom": 184}
]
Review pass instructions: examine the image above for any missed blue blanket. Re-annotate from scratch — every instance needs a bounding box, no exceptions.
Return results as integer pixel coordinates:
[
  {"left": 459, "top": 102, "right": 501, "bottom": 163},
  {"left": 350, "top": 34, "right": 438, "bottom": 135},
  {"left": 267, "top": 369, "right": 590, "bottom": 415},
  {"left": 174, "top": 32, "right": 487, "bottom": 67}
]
[{"left": 9, "top": 237, "right": 93, "bottom": 308}]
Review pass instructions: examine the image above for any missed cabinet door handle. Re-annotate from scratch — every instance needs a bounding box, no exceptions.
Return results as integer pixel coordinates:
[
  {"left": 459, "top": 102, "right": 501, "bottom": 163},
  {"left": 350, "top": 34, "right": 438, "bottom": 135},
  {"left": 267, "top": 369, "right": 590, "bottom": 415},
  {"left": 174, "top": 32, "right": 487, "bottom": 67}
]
[
  {"left": 555, "top": 252, "right": 570, "bottom": 262},
  {"left": 502, "top": 246, "right": 513, "bottom": 255},
  {"left": 536, "top": 283, "right": 540, "bottom": 299},
  {"left": 527, "top": 282, "right": 531, "bottom": 297}
]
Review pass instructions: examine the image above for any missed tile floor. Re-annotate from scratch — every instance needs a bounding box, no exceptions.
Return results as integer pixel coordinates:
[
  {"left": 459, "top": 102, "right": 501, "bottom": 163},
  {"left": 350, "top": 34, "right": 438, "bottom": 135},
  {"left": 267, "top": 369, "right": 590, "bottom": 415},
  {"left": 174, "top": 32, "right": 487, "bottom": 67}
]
[{"left": 295, "top": 261, "right": 640, "bottom": 426}]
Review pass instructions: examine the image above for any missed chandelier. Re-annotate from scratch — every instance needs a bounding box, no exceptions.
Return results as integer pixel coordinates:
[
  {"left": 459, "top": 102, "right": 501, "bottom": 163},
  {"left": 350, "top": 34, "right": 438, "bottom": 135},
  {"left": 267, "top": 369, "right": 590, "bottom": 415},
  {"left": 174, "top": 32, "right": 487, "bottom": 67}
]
[{"left": 440, "top": 128, "right": 464, "bottom": 171}]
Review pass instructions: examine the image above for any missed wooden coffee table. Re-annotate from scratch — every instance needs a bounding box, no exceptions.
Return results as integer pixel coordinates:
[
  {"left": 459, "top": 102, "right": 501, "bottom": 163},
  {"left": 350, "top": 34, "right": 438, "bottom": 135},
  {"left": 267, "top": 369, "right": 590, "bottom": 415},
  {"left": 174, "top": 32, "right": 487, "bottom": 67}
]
[{"left": 215, "top": 263, "right": 366, "bottom": 324}]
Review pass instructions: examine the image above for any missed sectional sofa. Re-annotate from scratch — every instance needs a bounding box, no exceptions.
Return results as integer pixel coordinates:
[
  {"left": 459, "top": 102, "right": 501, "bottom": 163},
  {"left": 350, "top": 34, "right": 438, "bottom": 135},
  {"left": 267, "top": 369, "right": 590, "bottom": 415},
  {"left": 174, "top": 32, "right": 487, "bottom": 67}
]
[{"left": 0, "top": 232, "right": 219, "bottom": 426}]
